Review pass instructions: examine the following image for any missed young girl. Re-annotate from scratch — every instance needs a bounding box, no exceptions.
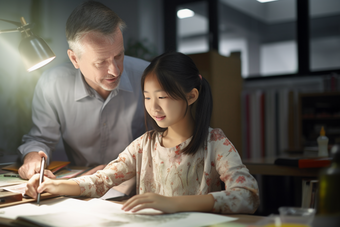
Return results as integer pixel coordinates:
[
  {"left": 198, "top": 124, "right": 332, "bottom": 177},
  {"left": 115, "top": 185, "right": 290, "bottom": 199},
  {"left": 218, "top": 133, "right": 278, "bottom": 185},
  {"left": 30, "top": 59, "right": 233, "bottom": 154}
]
[{"left": 26, "top": 52, "right": 259, "bottom": 214}]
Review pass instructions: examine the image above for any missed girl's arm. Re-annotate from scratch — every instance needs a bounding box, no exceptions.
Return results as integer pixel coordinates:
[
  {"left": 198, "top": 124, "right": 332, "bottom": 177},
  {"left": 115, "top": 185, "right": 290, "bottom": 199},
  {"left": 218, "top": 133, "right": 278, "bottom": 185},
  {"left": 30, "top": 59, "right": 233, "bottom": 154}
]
[
  {"left": 25, "top": 174, "right": 80, "bottom": 199},
  {"left": 69, "top": 135, "right": 142, "bottom": 198},
  {"left": 26, "top": 135, "right": 142, "bottom": 199},
  {"left": 122, "top": 193, "right": 215, "bottom": 214},
  {"left": 210, "top": 129, "right": 260, "bottom": 214}
]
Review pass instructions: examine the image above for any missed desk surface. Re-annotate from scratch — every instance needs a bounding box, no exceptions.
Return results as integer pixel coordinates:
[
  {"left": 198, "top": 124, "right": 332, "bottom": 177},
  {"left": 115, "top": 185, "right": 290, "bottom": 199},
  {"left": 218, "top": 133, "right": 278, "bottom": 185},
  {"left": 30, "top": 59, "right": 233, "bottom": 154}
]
[
  {"left": 243, "top": 157, "right": 323, "bottom": 177},
  {"left": 1, "top": 196, "right": 340, "bottom": 227},
  {"left": 0, "top": 195, "right": 264, "bottom": 227}
]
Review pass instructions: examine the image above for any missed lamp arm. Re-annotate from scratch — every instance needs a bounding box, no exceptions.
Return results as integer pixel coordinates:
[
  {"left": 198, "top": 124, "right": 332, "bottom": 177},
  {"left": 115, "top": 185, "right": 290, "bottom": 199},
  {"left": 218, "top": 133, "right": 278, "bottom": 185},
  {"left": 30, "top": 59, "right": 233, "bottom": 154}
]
[
  {"left": 0, "top": 18, "right": 34, "bottom": 36},
  {"left": 0, "top": 18, "right": 22, "bottom": 27},
  {"left": 0, "top": 29, "right": 20, "bottom": 34}
]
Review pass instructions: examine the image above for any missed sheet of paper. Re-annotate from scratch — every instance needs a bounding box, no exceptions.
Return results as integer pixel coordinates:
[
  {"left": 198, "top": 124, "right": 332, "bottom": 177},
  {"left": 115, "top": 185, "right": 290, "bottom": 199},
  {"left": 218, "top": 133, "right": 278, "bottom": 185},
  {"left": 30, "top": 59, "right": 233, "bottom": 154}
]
[
  {"left": 0, "top": 174, "right": 27, "bottom": 187},
  {"left": 16, "top": 211, "right": 129, "bottom": 227},
  {"left": 1, "top": 183, "right": 26, "bottom": 195},
  {"left": 0, "top": 197, "right": 237, "bottom": 227},
  {"left": 100, "top": 188, "right": 127, "bottom": 200},
  {"left": 55, "top": 169, "right": 85, "bottom": 178}
]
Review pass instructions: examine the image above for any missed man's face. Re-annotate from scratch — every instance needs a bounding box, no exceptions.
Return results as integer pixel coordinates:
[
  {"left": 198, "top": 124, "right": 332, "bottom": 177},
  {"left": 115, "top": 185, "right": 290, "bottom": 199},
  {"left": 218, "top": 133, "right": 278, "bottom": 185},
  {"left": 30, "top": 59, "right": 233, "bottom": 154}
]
[{"left": 68, "top": 28, "right": 124, "bottom": 98}]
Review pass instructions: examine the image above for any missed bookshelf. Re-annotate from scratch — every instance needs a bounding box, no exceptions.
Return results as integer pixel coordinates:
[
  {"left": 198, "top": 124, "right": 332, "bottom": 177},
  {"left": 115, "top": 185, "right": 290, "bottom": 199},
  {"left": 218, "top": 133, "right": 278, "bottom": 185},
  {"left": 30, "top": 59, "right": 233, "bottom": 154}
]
[
  {"left": 299, "top": 92, "right": 340, "bottom": 148},
  {"left": 188, "top": 51, "right": 243, "bottom": 157}
]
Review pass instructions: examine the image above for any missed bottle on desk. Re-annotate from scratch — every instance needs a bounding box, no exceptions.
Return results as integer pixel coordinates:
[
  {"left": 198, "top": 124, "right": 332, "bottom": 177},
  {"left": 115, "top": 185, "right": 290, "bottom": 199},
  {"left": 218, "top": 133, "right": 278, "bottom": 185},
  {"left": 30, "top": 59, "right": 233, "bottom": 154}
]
[
  {"left": 318, "top": 144, "right": 340, "bottom": 215},
  {"left": 317, "top": 126, "right": 329, "bottom": 157}
]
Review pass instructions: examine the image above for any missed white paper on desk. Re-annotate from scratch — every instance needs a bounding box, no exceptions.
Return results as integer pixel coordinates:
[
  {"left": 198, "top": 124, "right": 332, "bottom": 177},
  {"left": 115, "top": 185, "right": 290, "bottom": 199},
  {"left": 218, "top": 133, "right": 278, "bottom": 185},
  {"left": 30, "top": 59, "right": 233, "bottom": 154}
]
[
  {"left": 0, "top": 197, "right": 237, "bottom": 227},
  {"left": 100, "top": 187, "right": 127, "bottom": 200},
  {"left": 1, "top": 183, "right": 26, "bottom": 195},
  {"left": 0, "top": 197, "right": 88, "bottom": 219},
  {"left": 0, "top": 174, "right": 27, "bottom": 187}
]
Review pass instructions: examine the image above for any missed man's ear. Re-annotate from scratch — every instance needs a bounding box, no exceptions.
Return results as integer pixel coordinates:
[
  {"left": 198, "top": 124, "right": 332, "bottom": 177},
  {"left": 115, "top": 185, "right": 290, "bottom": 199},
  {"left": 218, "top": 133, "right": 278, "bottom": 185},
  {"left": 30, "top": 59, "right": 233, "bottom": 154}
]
[
  {"left": 187, "top": 88, "right": 199, "bottom": 106},
  {"left": 67, "top": 49, "right": 79, "bottom": 69}
]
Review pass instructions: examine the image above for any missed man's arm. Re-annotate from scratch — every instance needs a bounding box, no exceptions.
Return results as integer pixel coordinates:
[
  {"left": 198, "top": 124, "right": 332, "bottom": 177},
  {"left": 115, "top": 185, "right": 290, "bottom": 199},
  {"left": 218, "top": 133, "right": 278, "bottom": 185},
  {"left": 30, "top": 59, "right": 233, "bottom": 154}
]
[{"left": 18, "top": 70, "right": 62, "bottom": 179}]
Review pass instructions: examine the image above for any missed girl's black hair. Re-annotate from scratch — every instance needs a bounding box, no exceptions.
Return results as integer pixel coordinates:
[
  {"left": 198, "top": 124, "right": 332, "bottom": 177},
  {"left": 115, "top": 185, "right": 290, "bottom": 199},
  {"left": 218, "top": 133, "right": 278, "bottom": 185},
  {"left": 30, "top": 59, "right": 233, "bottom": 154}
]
[{"left": 141, "top": 52, "right": 213, "bottom": 155}]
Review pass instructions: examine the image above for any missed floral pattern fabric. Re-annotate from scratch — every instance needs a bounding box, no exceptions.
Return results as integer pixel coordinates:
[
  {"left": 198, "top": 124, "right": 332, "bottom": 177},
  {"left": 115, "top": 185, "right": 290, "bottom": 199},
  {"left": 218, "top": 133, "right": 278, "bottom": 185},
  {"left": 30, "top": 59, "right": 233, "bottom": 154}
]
[{"left": 72, "top": 128, "right": 260, "bottom": 214}]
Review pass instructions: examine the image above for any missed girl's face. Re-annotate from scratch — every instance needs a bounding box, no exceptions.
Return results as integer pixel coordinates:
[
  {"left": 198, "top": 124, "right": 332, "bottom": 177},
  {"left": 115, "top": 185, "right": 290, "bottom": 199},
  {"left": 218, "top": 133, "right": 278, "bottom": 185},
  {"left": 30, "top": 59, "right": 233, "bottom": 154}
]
[{"left": 143, "top": 73, "right": 188, "bottom": 129}]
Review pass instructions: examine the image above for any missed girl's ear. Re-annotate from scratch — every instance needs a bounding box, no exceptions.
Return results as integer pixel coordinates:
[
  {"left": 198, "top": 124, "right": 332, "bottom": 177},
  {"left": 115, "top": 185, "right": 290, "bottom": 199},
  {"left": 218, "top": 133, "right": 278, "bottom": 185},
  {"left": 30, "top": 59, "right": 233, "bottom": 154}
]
[{"left": 187, "top": 88, "right": 199, "bottom": 106}]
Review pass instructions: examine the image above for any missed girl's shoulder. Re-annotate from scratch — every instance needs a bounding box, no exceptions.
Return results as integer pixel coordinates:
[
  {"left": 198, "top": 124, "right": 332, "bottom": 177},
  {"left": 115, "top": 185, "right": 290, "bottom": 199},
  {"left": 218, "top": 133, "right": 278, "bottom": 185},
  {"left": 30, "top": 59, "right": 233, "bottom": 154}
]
[
  {"left": 207, "top": 127, "right": 238, "bottom": 153},
  {"left": 208, "top": 127, "right": 227, "bottom": 142}
]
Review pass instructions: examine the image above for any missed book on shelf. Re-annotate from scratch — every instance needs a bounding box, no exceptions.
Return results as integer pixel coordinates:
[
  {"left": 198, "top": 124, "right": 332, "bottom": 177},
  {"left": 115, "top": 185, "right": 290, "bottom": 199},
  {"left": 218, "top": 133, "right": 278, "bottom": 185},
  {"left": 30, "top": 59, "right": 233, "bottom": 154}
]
[
  {"left": 265, "top": 89, "right": 277, "bottom": 158},
  {"left": 250, "top": 90, "right": 265, "bottom": 159},
  {"left": 242, "top": 90, "right": 266, "bottom": 159},
  {"left": 241, "top": 86, "right": 318, "bottom": 159},
  {"left": 278, "top": 89, "right": 289, "bottom": 155},
  {"left": 301, "top": 179, "right": 319, "bottom": 209}
]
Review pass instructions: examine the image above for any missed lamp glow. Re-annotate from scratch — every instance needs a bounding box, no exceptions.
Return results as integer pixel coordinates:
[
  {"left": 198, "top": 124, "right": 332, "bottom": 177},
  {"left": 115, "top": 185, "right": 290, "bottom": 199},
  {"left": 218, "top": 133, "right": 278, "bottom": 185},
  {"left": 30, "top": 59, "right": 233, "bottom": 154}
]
[
  {"left": 27, "top": 57, "right": 55, "bottom": 72},
  {"left": 177, "top": 9, "right": 195, "bottom": 19}
]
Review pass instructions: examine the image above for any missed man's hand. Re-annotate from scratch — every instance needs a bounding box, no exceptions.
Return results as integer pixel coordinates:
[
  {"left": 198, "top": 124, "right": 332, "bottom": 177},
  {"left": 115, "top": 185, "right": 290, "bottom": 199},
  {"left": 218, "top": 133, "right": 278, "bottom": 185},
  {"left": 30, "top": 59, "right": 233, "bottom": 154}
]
[
  {"left": 80, "top": 164, "right": 106, "bottom": 176},
  {"left": 18, "top": 151, "right": 55, "bottom": 180}
]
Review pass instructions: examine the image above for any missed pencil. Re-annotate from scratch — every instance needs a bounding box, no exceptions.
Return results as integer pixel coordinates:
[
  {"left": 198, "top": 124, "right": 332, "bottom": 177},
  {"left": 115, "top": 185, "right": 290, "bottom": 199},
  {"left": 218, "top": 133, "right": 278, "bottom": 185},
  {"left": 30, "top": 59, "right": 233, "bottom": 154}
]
[{"left": 37, "top": 156, "right": 45, "bottom": 206}]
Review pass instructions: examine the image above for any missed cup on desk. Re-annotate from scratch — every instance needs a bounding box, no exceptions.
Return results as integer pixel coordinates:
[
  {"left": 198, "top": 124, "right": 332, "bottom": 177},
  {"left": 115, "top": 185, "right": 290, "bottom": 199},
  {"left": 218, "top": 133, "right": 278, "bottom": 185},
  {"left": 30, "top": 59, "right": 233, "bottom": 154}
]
[{"left": 278, "top": 207, "right": 316, "bottom": 227}]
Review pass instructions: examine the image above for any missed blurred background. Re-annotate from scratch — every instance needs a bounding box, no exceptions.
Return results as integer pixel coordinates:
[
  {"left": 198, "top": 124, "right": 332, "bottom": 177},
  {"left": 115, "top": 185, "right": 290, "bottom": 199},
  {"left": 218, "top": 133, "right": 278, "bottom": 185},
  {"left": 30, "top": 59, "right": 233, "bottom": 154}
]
[{"left": 1, "top": 0, "right": 340, "bottom": 160}]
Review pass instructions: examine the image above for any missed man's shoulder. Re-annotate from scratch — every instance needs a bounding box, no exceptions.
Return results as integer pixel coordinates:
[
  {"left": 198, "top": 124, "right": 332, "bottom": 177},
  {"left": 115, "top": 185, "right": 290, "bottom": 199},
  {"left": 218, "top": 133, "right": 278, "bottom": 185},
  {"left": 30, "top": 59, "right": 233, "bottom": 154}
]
[
  {"left": 40, "top": 62, "right": 77, "bottom": 80},
  {"left": 124, "top": 55, "right": 149, "bottom": 66},
  {"left": 38, "top": 62, "right": 77, "bottom": 85},
  {"left": 124, "top": 56, "right": 150, "bottom": 74}
]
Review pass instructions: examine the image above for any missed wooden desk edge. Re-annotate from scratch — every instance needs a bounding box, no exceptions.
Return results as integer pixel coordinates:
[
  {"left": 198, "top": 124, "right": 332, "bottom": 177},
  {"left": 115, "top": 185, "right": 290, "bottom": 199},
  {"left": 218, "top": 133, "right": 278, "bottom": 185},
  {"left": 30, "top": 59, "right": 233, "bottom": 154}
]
[
  {"left": 244, "top": 163, "right": 321, "bottom": 177},
  {"left": 0, "top": 193, "right": 59, "bottom": 208}
]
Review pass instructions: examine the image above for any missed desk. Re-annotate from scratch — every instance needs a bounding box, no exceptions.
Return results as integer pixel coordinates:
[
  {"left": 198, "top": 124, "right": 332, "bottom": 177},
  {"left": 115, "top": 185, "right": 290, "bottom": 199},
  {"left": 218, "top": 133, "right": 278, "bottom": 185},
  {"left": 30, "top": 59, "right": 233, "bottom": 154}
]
[
  {"left": 0, "top": 195, "right": 265, "bottom": 227},
  {"left": 243, "top": 157, "right": 323, "bottom": 177},
  {"left": 0, "top": 195, "right": 339, "bottom": 227},
  {"left": 242, "top": 157, "right": 325, "bottom": 216}
]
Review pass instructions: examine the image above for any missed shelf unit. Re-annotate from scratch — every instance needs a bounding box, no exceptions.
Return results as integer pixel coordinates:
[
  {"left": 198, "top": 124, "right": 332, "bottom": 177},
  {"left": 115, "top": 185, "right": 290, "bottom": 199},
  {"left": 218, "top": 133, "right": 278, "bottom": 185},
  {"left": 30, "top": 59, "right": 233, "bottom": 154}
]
[
  {"left": 188, "top": 51, "right": 243, "bottom": 157},
  {"left": 299, "top": 92, "right": 340, "bottom": 148}
]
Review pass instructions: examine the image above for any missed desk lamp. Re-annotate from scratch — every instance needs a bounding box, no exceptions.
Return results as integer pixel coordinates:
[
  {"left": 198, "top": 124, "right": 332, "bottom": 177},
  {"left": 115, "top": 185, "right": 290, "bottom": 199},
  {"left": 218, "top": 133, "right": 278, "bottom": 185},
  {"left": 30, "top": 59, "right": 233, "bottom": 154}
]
[{"left": 0, "top": 17, "right": 55, "bottom": 72}]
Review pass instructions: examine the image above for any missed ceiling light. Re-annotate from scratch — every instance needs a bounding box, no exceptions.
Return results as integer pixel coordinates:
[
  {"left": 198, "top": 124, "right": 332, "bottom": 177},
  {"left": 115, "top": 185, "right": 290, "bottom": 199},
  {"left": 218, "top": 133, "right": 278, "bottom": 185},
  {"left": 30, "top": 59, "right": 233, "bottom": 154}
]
[
  {"left": 177, "top": 9, "right": 195, "bottom": 19},
  {"left": 257, "top": 0, "right": 278, "bottom": 3}
]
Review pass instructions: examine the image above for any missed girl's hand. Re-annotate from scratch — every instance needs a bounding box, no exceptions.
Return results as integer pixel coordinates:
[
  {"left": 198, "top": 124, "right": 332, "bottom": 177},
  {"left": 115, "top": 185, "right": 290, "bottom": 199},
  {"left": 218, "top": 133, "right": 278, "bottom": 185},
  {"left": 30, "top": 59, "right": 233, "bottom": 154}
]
[
  {"left": 122, "top": 193, "right": 179, "bottom": 214},
  {"left": 25, "top": 174, "right": 58, "bottom": 199}
]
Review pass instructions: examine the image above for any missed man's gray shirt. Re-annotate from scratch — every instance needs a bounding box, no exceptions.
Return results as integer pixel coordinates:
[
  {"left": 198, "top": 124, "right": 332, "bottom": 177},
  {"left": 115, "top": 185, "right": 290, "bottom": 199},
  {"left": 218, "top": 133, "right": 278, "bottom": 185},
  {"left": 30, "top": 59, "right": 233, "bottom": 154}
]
[{"left": 18, "top": 56, "right": 149, "bottom": 166}]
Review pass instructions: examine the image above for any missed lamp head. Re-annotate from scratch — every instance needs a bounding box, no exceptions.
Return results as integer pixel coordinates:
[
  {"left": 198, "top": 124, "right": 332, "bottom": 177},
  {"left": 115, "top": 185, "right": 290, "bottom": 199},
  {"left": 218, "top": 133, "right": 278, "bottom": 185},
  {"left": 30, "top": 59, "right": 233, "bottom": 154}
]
[
  {"left": 18, "top": 17, "right": 56, "bottom": 72},
  {"left": 0, "top": 17, "right": 56, "bottom": 72},
  {"left": 19, "top": 34, "right": 56, "bottom": 72}
]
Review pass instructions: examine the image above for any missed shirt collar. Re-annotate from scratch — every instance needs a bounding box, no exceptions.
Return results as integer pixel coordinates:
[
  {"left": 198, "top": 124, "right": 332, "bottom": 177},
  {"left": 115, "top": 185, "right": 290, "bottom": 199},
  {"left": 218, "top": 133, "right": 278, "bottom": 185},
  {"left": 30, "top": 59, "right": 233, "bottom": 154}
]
[{"left": 74, "top": 69, "right": 91, "bottom": 101}]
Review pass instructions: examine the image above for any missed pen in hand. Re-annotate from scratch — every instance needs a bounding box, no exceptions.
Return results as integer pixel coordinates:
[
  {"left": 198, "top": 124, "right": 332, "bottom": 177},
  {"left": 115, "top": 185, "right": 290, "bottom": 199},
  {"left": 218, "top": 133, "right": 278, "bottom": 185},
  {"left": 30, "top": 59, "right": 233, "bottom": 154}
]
[{"left": 37, "top": 156, "right": 45, "bottom": 206}]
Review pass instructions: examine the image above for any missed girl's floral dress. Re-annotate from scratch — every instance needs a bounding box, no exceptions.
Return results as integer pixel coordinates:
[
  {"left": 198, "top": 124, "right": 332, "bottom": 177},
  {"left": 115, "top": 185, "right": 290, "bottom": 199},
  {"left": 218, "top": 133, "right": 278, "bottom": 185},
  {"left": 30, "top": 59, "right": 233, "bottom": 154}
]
[{"left": 72, "top": 128, "right": 260, "bottom": 214}]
